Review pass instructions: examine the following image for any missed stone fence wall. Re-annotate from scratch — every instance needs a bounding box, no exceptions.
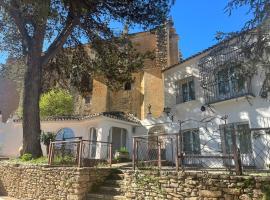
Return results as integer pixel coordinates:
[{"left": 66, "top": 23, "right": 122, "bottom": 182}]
[
  {"left": 0, "top": 164, "right": 111, "bottom": 200},
  {"left": 121, "top": 170, "right": 270, "bottom": 200}
]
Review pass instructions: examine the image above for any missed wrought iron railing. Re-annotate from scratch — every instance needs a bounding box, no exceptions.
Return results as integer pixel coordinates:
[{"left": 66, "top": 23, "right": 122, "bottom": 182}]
[
  {"left": 48, "top": 139, "right": 112, "bottom": 167},
  {"left": 133, "top": 128, "right": 270, "bottom": 174},
  {"left": 203, "top": 78, "right": 253, "bottom": 104}
]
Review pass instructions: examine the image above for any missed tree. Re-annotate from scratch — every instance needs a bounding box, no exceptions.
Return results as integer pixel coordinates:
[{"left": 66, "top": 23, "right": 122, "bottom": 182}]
[
  {"left": 40, "top": 89, "right": 74, "bottom": 118},
  {"left": 0, "top": 0, "right": 174, "bottom": 157},
  {"left": 206, "top": 0, "right": 270, "bottom": 98}
]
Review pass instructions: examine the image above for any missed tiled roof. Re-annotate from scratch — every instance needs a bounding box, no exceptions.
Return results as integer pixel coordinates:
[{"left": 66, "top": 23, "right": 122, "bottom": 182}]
[{"left": 13, "top": 112, "right": 141, "bottom": 125}]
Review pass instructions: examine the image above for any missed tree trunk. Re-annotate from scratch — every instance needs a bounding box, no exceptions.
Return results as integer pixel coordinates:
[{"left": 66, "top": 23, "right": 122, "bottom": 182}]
[{"left": 22, "top": 53, "right": 43, "bottom": 158}]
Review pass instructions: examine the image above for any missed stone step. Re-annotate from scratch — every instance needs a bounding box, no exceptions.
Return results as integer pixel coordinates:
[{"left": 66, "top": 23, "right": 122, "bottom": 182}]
[
  {"left": 87, "top": 193, "right": 126, "bottom": 200},
  {"left": 98, "top": 186, "right": 122, "bottom": 194},
  {"left": 109, "top": 173, "right": 125, "bottom": 180},
  {"left": 0, "top": 197, "right": 18, "bottom": 200},
  {"left": 104, "top": 179, "right": 124, "bottom": 187}
]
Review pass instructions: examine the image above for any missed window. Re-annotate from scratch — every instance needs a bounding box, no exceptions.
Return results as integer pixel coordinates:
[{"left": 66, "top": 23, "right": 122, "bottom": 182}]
[
  {"left": 56, "top": 128, "right": 75, "bottom": 141},
  {"left": 176, "top": 77, "right": 195, "bottom": 104},
  {"left": 89, "top": 128, "right": 97, "bottom": 158},
  {"left": 220, "top": 123, "right": 252, "bottom": 154},
  {"left": 84, "top": 95, "right": 92, "bottom": 104},
  {"left": 182, "top": 129, "right": 201, "bottom": 154},
  {"left": 124, "top": 82, "right": 132, "bottom": 91},
  {"left": 216, "top": 67, "right": 246, "bottom": 99}
]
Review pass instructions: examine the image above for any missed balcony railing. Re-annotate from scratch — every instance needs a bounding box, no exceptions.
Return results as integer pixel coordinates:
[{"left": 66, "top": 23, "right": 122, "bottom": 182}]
[{"left": 204, "top": 79, "right": 253, "bottom": 104}]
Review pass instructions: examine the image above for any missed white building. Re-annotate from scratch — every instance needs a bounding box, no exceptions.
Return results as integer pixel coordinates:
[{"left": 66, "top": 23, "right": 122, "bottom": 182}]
[
  {"left": 0, "top": 112, "right": 140, "bottom": 158},
  {"left": 0, "top": 31, "right": 270, "bottom": 170},
  {"left": 160, "top": 37, "right": 270, "bottom": 170}
]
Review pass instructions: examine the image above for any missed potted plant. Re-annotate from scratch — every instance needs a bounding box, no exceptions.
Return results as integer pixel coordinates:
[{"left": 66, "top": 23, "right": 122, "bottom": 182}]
[
  {"left": 40, "top": 131, "right": 56, "bottom": 155},
  {"left": 115, "top": 147, "right": 130, "bottom": 162}
]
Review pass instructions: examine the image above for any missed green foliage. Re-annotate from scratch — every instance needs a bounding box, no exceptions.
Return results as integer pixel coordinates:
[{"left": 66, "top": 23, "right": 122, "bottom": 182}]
[
  {"left": 5, "top": 156, "right": 48, "bottom": 165},
  {"left": 39, "top": 89, "right": 74, "bottom": 118},
  {"left": 262, "top": 184, "right": 270, "bottom": 200},
  {"left": 134, "top": 171, "right": 165, "bottom": 196},
  {"left": 20, "top": 153, "right": 33, "bottom": 161},
  {"left": 0, "top": 0, "right": 173, "bottom": 157},
  {"left": 118, "top": 147, "right": 129, "bottom": 154},
  {"left": 40, "top": 131, "right": 56, "bottom": 146},
  {"left": 54, "top": 155, "right": 74, "bottom": 165}
]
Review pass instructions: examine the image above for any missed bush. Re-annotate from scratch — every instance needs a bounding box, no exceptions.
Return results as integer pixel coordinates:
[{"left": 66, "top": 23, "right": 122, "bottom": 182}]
[
  {"left": 40, "top": 89, "right": 74, "bottom": 118},
  {"left": 118, "top": 147, "right": 129, "bottom": 154},
  {"left": 40, "top": 132, "right": 56, "bottom": 146},
  {"left": 20, "top": 153, "right": 33, "bottom": 161}
]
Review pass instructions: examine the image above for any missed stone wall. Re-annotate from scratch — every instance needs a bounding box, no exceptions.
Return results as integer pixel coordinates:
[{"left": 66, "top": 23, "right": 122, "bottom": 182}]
[
  {"left": 0, "top": 164, "right": 111, "bottom": 200},
  {"left": 121, "top": 170, "right": 270, "bottom": 200}
]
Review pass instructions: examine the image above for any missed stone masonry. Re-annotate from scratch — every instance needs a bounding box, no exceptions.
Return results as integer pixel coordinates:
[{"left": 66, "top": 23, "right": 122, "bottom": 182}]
[
  {"left": 0, "top": 164, "right": 111, "bottom": 200},
  {"left": 121, "top": 170, "right": 270, "bottom": 200}
]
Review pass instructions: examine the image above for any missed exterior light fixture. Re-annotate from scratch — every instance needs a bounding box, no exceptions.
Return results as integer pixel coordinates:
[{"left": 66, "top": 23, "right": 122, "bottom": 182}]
[{"left": 163, "top": 107, "right": 171, "bottom": 116}]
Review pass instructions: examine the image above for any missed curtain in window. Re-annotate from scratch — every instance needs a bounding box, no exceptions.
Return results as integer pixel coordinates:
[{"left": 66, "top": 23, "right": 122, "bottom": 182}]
[
  {"left": 182, "top": 82, "right": 188, "bottom": 102},
  {"left": 217, "top": 68, "right": 230, "bottom": 97},
  {"left": 189, "top": 80, "right": 195, "bottom": 100},
  {"left": 176, "top": 77, "right": 196, "bottom": 104}
]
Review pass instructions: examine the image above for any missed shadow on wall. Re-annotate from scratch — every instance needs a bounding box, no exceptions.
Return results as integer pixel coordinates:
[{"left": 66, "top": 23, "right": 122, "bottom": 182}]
[{"left": 0, "top": 78, "right": 20, "bottom": 122}]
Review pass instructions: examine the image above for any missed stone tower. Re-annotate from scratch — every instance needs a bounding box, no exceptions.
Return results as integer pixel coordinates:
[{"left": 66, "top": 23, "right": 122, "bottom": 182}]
[{"left": 79, "top": 21, "right": 180, "bottom": 119}]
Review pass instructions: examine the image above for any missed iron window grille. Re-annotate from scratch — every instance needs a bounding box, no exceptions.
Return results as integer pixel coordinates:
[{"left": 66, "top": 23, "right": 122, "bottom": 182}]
[{"left": 199, "top": 43, "right": 253, "bottom": 104}]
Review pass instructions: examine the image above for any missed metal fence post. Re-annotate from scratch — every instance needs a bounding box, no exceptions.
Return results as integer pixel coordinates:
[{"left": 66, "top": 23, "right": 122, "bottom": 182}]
[
  {"left": 158, "top": 137, "right": 161, "bottom": 170},
  {"left": 78, "top": 139, "right": 83, "bottom": 168},
  {"left": 132, "top": 137, "right": 136, "bottom": 170},
  {"left": 136, "top": 140, "right": 139, "bottom": 167},
  {"left": 175, "top": 135, "right": 179, "bottom": 172},
  {"left": 109, "top": 143, "right": 112, "bottom": 167},
  {"left": 232, "top": 127, "right": 242, "bottom": 175},
  {"left": 178, "top": 121, "right": 184, "bottom": 169},
  {"left": 49, "top": 143, "right": 54, "bottom": 165}
]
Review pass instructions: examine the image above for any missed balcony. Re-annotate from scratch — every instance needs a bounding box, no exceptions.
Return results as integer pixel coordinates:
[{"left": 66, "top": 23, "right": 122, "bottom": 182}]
[{"left": 203, "top": 78, "right": 253, "bottom": 104}]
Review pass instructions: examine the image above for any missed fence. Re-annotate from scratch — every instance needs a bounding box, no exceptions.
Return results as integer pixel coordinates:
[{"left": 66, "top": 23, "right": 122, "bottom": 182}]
[
  {"left": 48, "top": 138, "right": 112, "bottom": 167},
  {"left": 133, "top": 127, "right": 270, "bottom": 174}
]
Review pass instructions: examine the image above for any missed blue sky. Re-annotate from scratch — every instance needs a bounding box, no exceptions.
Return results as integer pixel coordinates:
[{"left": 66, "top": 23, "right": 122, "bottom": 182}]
[
  {"left": 171, "top": 0, "right": 251, "bottom": 59},
  {"left": 0, "top": 0, "right": 251, "bottom": 64}
]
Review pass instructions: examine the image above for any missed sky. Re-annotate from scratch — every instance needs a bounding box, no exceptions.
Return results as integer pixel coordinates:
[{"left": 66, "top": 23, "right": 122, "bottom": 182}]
[
  {"left": 0, "top": 0, "right": 251, "bottom": 64},
  {"left": 171, "top": 0, "right": 251, "bottom": 59}
]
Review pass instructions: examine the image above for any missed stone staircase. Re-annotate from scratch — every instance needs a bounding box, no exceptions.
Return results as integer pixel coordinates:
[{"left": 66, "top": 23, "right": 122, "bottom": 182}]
[{"left": 87, "top": 169, "right": 126, "bottom": 200}]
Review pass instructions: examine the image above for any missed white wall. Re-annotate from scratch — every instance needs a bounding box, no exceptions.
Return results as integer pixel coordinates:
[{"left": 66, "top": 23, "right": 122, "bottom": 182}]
[
  {"left": 0, "top": 116, "right": 138, "bottom": 158},
  {"left": 162, "top": 53, "right": 270, "bottom": 168}
]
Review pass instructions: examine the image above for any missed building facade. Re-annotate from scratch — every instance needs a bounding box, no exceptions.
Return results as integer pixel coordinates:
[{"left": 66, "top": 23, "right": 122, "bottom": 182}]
[
  {"left": 159, "top": 36, "right": 270, "bottom": 169},
  {"left": 76, "top": 22, "right": 179, "bottom": 119}
]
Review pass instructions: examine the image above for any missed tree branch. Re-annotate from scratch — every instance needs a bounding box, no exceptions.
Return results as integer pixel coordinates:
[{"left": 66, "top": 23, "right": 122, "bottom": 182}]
[
  {"left": 3, "top": 0, "right": 32, "bottom": 52},
  {"left": 41, "top": 14, "right": 79, "bottom": 66}
]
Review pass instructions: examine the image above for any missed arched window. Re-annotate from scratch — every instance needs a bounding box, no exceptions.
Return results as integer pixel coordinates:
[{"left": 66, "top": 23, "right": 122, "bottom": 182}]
[
  {"left": 56, "top": 128, "right": 75, "bottom": 141},
  {"left": 88, "top": 128, "right": 97, "bottom": 158}
]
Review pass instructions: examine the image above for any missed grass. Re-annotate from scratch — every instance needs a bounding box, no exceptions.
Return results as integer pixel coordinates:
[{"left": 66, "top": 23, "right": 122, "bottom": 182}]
[{"left": 2, "top": 156, "right": 48, "bottom": 165}]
